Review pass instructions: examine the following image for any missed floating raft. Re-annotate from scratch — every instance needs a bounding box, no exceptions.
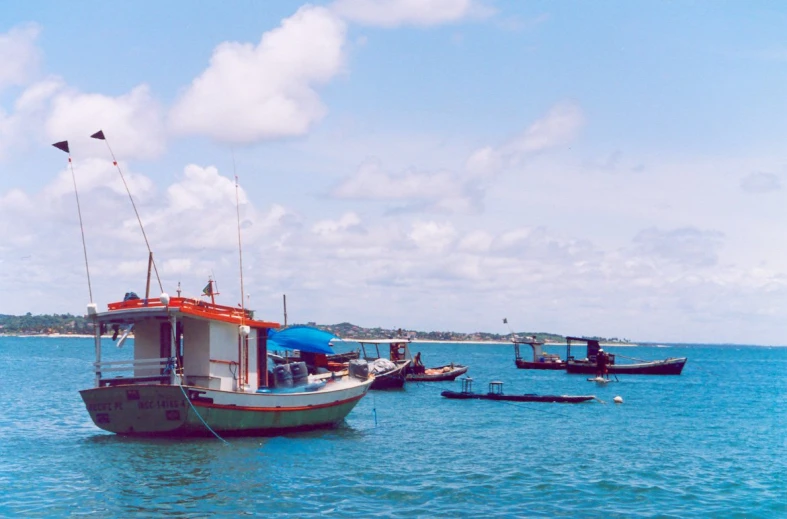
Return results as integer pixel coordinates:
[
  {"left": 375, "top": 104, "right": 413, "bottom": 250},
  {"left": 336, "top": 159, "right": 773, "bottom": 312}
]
[{"left": 441, "top": 379, "right": 595, "bottom": 404}]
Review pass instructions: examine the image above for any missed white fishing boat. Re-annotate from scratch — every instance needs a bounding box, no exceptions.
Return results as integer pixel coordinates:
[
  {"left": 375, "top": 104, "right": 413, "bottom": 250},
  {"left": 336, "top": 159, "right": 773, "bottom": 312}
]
[
  {"left": 80, "top": 289, "right": 374, "bottom": 437},
  {"left": 55, "top": 132, "right": 373, "bottom": 437}
]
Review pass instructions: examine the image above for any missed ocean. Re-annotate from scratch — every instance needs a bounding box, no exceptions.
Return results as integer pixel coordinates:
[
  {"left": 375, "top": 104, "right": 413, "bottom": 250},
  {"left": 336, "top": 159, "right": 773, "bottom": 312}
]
[{"left": 0, "top": 336, "right": 784, "bottom": 518}]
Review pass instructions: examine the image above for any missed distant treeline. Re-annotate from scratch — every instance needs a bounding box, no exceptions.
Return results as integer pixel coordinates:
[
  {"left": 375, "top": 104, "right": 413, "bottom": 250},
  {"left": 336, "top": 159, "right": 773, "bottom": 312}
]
[
  {"left": 0, "top": 313, "right": 94, "bottom": 335},
  {"left": 0, "top": 313, "right": 628, "bottom": 343}
]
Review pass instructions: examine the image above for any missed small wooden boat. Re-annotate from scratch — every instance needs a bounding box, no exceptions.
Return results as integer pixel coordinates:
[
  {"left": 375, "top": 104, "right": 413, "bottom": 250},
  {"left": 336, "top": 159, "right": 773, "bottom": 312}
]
[
  {"left": 369, "top": 359, "right": 411, "bottom": 389},
  {"left": 407, "top": 363, "right": 468, "bottom": 382},
  {"left": 564, "top": 337, "right": 687, "bottom": 375},
  {"left": 441, "top": 379, "right": 595, "bottom": 404},
  {"left": 512, "top": 336, "right": 566, "bottom": 370},
  {"left": 351, "top": 339, "right": 413, "bottom": 389}
]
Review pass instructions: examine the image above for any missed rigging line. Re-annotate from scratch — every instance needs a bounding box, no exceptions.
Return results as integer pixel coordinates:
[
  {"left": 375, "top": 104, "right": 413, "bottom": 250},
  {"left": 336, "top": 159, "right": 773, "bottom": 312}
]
[
  {"left": 91, "top": 130, "right": 163, "bottom": 293},
  {"left": 168, "top": 314, "right": 228, "bottom": 444}
]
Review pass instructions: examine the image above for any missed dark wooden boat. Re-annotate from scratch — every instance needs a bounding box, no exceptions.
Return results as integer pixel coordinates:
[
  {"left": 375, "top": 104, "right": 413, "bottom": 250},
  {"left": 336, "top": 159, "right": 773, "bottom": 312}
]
[
  {"left": 370, "top": 360, "right": 410, "bottom": 389},
  {"left": 564, "top": 337, "right": 687, "bottom": 375},
  {"left": 441, "top": 379, "right": 594, "bottom": 403},
  {"left": 407, "top": 364, "right": 468, "bottom": 382},
  {"left": 512, "top": 337, "right": 566, "bottom": 370},
  {"left": 348, "top": 339, "right": 414, "bottom": 389}
]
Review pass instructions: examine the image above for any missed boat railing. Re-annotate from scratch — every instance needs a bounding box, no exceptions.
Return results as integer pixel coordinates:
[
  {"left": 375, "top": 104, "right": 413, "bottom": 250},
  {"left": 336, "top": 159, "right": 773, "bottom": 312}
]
[
  {"left": 94, "top": 357, "right": 173, "bottom": 387},
  {"left": 105, "top": 297, "right": 278, "bottom": 328}
]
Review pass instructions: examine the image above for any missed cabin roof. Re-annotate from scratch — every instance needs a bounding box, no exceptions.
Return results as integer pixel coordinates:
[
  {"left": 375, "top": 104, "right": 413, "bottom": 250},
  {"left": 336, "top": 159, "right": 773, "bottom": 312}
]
[{"left": 94, "top": 297, "right": 279, "bottom": 329}]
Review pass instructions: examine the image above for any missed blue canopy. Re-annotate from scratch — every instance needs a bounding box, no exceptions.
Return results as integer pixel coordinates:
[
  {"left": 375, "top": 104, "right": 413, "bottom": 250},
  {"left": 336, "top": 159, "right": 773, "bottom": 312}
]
[{"left": 267, "top": 326, "right": 336, "bottom": 355}]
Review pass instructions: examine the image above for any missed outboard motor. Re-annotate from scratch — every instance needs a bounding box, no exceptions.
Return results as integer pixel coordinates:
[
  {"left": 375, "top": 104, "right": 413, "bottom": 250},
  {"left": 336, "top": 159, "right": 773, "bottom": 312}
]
[
  {"left": 348, "top": 359, "right": 369, "bottom": 381},
  {"left": 290, "top": 362, "right": 309, "bottom": 387},
  {"left": 273, "top": 364, "right": 293, "bottom": 388}
]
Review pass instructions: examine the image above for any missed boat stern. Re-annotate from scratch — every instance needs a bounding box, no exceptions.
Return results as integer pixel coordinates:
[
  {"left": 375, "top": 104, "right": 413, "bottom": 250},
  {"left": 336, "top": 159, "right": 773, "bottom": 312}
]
[{"left": 80, "top": 384, "right": 189, "bottom": 435}]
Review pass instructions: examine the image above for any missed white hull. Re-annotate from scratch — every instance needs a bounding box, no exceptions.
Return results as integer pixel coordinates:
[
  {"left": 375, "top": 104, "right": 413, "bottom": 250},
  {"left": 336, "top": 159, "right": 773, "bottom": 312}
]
[{"left": 80, "top": 377, "right": 372, "bottom": 436}]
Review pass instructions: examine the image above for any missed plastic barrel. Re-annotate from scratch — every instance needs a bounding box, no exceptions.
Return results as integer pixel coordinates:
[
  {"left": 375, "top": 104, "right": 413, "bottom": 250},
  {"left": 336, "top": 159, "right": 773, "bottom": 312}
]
[
  {"left": 348, "top": 359, "right": 369, "bottom": 380},
  {"left": 290, "top": 362, "right": 309, "bottom": 386},
  {"left": 273, "top": 364, "right": 293, "bottom": 388}
]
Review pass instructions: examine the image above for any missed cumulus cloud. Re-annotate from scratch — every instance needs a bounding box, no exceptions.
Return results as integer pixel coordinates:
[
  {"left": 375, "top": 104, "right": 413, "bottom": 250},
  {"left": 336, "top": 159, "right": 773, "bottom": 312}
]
[
  {"left": 313, "top": 212, "right": 363, "bottom": 235},
  {"left": 0, "top": 77, "right": 66, "bottom": 160},
  {"left": 46, "top": 85, "right": 167, "bottom": 160},
  {"left": 169, "top": 5, "right": 346, "bottom": 144},
  {"left": 332, "top": 159, "right": 482, "bottom": 213},
  {"left": 632, "top": 227, "right": 725, "bottom": 268},
  {"left": 331, "top": 0, "right": 492, "bottom": 27},
  {"left": 43, "top": 157, "right": 154, "bottom": 201},
  {"left": 408, "top": 220, "right": 457, "bottom": 251},
  {"left": 467, "top": 101, "right": 585, "bottom": 176},
  {"left": 740, "top": 171, "right": 781, "bottom": 194},
  {"left": 333, "top": 102, "right": 584, "bottom": 213},
  {"left": 0, "top": 24, "right": 41, "bottom": 90}
]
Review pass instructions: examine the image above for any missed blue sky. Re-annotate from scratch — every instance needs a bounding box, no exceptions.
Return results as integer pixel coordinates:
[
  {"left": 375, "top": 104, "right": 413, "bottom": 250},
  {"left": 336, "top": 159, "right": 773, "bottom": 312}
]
[{"left": 1, "top": 1, "right": 785, "bottom": 344}]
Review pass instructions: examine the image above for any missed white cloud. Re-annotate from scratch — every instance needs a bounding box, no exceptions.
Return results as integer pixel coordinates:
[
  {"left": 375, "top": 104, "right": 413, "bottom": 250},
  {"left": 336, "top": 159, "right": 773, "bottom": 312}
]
[
  {"left": 169, "top": 5, "right": 346, "bottom": 144},
  {"left": 465, "top": 101, "right": 585, "bottom": 176},
  {"left": 740, "top": 171, "right": 781, "bottom": 194},
  {"left": 505, "top": 101, "right": 585, "bottom": 155},
  {"left": 0, "top": 24, "right": 41, "bottom": 90},
  {"left": 46, "top": 85, "right": 166, "bottom": 160},
  {"left": 408, "top": 220, "right": 457, "bottom": 251},
  {"left": 632, "top": 227, "right": 725, "bottom": 268},
  {"left": 0, "top": 77, "right": 66, "bottom": 160},
  {"left": 313, "top": 212, "right": 362, "bottom": 235},
  {"left": 43, "top": 157, "right": 154, "bottom": 201},
  {"left": 331, "top": 0, "right": 492, "bottom": 27},
  {"left": 333, "top": 102, "right": 584, "bottom": 213}
]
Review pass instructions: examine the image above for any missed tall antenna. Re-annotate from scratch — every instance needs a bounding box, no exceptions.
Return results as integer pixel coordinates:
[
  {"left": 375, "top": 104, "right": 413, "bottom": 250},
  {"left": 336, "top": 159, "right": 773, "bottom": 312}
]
[
  {"left": 234, "top": 167, "right": 246, "bottom": 325},
  {"left": 52, "top": 140, "right": 93, "bottom": 303},
  {"left": 90, "top": 130, "right": 163, "bottom": 293}
]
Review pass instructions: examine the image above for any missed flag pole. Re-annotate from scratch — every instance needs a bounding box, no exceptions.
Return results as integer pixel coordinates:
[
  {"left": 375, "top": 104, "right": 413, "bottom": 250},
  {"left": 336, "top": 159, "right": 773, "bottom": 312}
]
[
  {"left": 90, "top": 129, "right": 163, "bottom": 294},
  {"left": 52, "top": 141, "right": 94, "bottom": 304}
]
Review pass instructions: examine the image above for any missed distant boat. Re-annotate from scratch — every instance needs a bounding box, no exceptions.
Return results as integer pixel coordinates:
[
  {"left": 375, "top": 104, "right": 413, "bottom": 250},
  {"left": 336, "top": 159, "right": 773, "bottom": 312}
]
[
  {"left": 442, "top": 379, "right": 595, "bottom": 404},
  {"left": 407, "top": 363, "right": 469, "bottom": 382},
  {"left": 512, "top": 336, "right": 566, "bottom": 370},
  {"left": 80, "top": 293, "right": 374, "bottom": 436},
  {"left": 564, "top": 337, "right": 687, "bottom": 375}
]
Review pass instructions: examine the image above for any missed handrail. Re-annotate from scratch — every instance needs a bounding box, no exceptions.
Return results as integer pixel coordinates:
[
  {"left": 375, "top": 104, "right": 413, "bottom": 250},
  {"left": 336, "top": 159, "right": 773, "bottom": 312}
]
[
  {"left": 94, "top": 357, "right": 170, "bottom": 374},
  {"left": 95, "top": 357, "right": 168, "bottom": 367}
]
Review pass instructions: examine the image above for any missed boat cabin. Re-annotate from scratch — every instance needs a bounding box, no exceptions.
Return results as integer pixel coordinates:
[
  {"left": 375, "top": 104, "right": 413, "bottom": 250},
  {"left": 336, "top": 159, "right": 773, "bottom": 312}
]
[
  {"left": 90, "top": 295, "right": 280, "bottom": 392},
  {"left": 512, "top": 337, "right": 562, "bottom": 364},
  {"left": 565, "top": 336, "right": 615, "bottom": 364}
]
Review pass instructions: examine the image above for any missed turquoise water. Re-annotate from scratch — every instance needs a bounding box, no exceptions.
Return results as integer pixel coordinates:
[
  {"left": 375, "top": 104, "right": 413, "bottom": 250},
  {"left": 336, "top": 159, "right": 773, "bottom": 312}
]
[{"left": 0, "top": 337, "right": 784, "bottom": 517}]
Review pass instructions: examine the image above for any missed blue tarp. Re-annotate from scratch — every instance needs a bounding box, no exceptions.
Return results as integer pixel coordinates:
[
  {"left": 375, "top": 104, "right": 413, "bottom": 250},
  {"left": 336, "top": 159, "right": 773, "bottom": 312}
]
[{"left": 267, "top": 326, "right": 336, "bottom": 354}]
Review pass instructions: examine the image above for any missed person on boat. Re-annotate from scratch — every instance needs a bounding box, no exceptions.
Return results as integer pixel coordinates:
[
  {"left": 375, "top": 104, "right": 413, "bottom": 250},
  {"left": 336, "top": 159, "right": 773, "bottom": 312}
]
[
  {"left": 596, "top": 348, "right": 608, "bottom": 379},
  {"left": 411, "top": 351, "right": 425, "bottom": 374}
]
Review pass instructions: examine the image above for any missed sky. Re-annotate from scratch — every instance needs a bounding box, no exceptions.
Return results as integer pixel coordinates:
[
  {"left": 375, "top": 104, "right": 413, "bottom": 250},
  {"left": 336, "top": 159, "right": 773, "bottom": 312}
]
[{"left": 1, "top": 1, "right": 786, "bottom": 345}]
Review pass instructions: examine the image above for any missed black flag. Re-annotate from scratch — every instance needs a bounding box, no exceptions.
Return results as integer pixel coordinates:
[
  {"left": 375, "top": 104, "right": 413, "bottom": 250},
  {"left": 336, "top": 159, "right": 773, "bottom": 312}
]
[
  {"left": 90, "top": 130, "right": 105, "bottom": 140},
  {"left": 52, "top": 141, "right": 70, "bottom": 154}
]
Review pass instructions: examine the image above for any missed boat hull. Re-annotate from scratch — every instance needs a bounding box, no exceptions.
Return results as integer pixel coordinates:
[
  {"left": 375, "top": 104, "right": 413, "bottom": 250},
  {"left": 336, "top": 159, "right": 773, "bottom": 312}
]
[
  {"left": 514, "top": 360, "right": 566, "bottom": 370},
  {"left": 407, "top": 365, "right": 469, "bottom": 381},
  {"left": 80, "top": 379, "right": 371, "bottom": 436},
  {"left": 565, "top": 357, "right": 687, "bottom": 375},
  {"left": 370, "top": 361, "right": 409, "bottom": 389},
  {"left": 441, "top": 391, "right": 595, "bottom": 404}
]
